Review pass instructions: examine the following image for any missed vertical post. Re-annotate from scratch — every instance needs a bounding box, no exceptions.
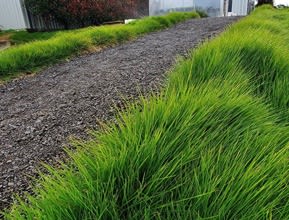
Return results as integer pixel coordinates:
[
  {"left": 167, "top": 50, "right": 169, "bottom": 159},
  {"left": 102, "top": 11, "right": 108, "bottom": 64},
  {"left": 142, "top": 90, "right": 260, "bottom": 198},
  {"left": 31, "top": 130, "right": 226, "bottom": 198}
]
[
  {"left": 224, "top": 0, "right": 228, "bottom": 16},
  {"left": 20, "top": 0, "right": 31, "bottom": 29},
  {"left": 247, "top": 0, "right": 250, "bottom": 14}
]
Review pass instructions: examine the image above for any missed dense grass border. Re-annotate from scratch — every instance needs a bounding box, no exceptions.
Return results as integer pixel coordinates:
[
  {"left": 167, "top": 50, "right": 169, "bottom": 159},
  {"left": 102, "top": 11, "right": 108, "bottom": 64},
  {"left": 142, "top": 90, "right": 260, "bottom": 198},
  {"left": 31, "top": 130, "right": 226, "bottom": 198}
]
[
  {"left": 1, "top": 30, "right": 59, "bottom": 45},
  {"left": 0, "top": 12, "right": 200, "bottom": 81},
  {"left": 4, "top": 6, "right": 289, "bottom": 219}
]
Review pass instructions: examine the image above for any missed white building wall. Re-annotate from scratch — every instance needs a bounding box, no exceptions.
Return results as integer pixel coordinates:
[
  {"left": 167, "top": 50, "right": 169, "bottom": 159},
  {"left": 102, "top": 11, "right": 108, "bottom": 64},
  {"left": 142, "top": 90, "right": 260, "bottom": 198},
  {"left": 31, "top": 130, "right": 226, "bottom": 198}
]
[
  {"left": 150, "top": 0, "right": 196, "bottom": 16},
  {"left": 231, "top": 0, "right": 248, "bottom": 16},
  {"left": 0, "top": 0, "right": 28, "bottom": 30},
  {"left": 195, "top": 0, "right": 223, "bottom": 17}
]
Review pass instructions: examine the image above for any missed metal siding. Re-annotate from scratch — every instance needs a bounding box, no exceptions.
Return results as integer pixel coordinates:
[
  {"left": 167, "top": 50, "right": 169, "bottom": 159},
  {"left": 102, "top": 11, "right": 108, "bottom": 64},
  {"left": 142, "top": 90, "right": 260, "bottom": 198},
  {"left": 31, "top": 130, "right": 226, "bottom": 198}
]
[
  {"left": 232, "top": 0, "right": 248, "bottom": 15},
  {"left": 150, "top": 0, "right": 196, "bottom": 16},
  {"left": 0, "top": 0, "right": 27, "bottom": 30},
  {"left": 195, "top": 0, "right": 223, "bottom": 17},
  {"left": 20, "top": 0, "right": 31, "bottom": 28}
]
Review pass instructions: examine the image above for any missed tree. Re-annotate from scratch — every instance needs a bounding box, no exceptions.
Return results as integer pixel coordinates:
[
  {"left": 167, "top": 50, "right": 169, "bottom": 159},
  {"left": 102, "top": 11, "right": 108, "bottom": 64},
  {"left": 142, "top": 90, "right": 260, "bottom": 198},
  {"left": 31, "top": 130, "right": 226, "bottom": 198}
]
[
  {"left": 256, "top": 0, "right": 273, "bottom": 6},
  {"left": 25, "top": 0, "right": 138, "bottom": 28},
  {"left": 135, "top": 0, "right": 149, "bottom": 16}
]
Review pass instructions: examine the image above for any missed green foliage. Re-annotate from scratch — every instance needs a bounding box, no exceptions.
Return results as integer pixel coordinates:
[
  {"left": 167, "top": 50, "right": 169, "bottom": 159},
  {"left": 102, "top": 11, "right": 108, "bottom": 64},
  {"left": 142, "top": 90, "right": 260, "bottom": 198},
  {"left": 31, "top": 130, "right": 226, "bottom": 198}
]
[
  {"left": 4, "top": 6, "right": 289, "bottom": 219},
  {"left": 25, "top": 0, "right": 139, "bottom": 28},
  {"left": 256, "top": 0, "right": 273, "bottom": 7},
  {"left": 0, "top": 11, "right": 199, "bottom": 80},
  {"left": 9, "top": 31, "right": 60, "bottom": 45},
  {"left": 195, "top": 9, "right": 208, "bottom": 18}
]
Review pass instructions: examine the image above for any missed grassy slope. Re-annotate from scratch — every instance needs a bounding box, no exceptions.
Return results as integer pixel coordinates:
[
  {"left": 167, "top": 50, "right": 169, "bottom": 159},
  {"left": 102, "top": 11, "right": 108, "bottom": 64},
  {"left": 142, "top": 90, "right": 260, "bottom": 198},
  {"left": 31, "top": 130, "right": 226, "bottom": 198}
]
[
  {"left": 4, "top": 6, "right": 289, "bottom": 219},
  {"left": 0, "top": 12, "right": 200, "bottom": 81},
  {"left": 0, "top": 30, "right": 59, "bottom": 44},
  {"left": 9, "top": 31, "right": 60, "bottom": 45}
]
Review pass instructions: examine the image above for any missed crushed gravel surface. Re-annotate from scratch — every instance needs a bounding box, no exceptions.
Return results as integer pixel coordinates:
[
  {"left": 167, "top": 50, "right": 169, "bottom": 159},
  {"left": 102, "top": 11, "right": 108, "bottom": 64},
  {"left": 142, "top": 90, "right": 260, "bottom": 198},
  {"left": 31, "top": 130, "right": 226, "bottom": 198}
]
[{"left": 0, "top": 17, "right": 241, "bottom": 211}]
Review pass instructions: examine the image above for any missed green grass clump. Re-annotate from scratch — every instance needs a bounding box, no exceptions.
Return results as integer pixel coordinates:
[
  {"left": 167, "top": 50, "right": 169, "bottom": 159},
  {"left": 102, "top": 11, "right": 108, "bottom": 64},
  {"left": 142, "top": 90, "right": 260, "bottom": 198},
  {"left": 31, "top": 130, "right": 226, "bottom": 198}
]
[
  {"left": 0, "top": 12, "right": 200, "bottom": 80},
  {"left": 0, "top": 34, "right": 91, "bottom": 74},
  {"left": 4, "top": 5, "right": 289, "bottom": 219},
  {"left": 7, "top": 79, "right": 289, "bottom": 219},
  {"left": 9, "top": 31, "right": 59, "bottom": 45}
]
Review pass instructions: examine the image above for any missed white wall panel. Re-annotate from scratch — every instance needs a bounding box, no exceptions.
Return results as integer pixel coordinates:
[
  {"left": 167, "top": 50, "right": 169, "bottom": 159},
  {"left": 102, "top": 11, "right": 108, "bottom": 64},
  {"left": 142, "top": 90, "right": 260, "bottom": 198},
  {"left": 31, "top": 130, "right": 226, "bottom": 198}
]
[
  {"left": 0, "top": 0, "right": 27, "bottom": 30},
  {"left": 232, "top": 0, "right": 248, "bottom": 15},
  {"left": 150, "top": 0, "right": 196, "bottom": 16},
  {"left": 195, "top": 0, "right": 223, "bottom": 17}
]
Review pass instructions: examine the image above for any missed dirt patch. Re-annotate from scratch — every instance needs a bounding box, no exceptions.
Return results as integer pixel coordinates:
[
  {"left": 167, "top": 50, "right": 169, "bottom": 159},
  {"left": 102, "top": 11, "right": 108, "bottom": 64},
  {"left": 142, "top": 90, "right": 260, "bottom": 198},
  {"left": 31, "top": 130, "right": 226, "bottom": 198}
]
[
  {"left": 0, "top": 40, "right": 11, "bottom": 51},
  {"left": 0, "top": 34, "right": 11, "bottom": 41},
  {"left": 0, "top": 16, "right": 241, "bottom": 211}
]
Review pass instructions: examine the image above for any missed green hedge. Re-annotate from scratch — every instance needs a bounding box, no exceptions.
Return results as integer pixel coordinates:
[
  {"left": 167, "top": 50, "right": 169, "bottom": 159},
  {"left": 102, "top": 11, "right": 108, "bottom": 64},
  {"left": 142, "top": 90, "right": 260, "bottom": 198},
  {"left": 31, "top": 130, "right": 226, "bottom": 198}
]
[{"left": 0, "top": 12, "right": 200, "bottom": 80}]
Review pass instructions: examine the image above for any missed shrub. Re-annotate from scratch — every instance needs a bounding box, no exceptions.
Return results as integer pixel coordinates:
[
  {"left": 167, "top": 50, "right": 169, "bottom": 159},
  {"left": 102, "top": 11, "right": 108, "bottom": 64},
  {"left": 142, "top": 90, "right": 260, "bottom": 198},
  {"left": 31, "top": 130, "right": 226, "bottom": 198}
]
[{"left": 25, "top": 0, "right": 139, "bottom": 28}]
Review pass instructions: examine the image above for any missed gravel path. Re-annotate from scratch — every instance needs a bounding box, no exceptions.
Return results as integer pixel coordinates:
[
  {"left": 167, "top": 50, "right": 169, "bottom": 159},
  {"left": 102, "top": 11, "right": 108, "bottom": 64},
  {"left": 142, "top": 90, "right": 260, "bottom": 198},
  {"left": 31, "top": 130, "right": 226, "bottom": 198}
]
[{"left": 0, "top": 17, "right": 240, "bottom": 211}]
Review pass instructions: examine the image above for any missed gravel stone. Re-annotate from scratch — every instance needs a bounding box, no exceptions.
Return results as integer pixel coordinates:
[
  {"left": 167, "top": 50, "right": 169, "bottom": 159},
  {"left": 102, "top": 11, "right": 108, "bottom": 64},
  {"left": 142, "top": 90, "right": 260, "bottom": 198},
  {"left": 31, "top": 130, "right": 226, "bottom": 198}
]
[{"left": 0, "top": 17, "right": 241, "bottom": 211}]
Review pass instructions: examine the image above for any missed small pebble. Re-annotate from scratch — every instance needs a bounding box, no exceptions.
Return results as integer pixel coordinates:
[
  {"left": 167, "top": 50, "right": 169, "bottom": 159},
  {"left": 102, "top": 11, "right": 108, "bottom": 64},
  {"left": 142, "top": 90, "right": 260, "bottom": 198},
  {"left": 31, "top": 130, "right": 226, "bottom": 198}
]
[{"left": 7, "top": 182, "right": 14, "bottom": 187}]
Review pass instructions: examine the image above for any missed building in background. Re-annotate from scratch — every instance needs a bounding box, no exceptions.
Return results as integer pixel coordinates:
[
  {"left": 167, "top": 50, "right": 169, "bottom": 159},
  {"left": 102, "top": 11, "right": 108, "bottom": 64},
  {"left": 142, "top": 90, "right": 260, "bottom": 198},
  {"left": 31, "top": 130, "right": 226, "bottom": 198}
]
[
  {"left": 149, "top": 0, "right": 196, "bottom": 16},
  {"left": 1, "top": 0, "right": 254, "bottom": 31},
  {"left": 1, "top": 0, "right": 149, "bottom": 31},
  {"left": 195, "top": 0, "right": 223, "bottom": 17},
  {"left": 226, "top": 0, "right": 255, "bottom": 16},
  {"left": 0, "top": 0, "right": 29, "bottom": 30},
  {"left": 194, "top": 0, "right": 253, "bottom": 17},
  {"left": 149, "top": 0, "right": 253, "bottom": 17},
  {"left": 0, "top": 0, "right": 64, "bottom": 30}
]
